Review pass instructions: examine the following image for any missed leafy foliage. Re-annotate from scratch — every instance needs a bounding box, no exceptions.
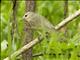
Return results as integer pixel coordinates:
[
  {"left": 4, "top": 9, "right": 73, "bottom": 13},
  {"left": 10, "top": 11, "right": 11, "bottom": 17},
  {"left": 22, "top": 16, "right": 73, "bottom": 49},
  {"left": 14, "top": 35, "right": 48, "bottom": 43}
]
[{"left": 1, "top": 1, "right": 80, "bottom": 60}]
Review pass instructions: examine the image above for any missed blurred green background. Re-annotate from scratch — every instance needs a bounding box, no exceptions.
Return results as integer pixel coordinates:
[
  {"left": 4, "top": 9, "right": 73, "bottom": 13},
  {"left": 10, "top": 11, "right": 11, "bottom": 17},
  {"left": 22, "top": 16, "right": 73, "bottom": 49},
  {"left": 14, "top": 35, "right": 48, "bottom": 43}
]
[{"left": 1, "top": 1, "right": 80, "bottom": 60}]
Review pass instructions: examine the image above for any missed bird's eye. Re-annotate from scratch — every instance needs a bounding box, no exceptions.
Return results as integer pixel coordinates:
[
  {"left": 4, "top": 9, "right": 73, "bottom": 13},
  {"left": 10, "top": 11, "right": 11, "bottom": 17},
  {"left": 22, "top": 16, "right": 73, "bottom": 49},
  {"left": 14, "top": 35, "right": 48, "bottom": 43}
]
[{"left": 25, "top": 15, "right": 27, "bottom": 17}]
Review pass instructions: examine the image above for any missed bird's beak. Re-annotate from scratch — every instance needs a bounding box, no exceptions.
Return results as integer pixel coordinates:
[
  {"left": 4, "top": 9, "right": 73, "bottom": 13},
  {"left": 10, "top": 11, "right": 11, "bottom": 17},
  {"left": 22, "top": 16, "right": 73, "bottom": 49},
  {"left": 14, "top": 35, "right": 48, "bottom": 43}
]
[{"left": 23, "top": 16, "right": 25, "bottom": 20}]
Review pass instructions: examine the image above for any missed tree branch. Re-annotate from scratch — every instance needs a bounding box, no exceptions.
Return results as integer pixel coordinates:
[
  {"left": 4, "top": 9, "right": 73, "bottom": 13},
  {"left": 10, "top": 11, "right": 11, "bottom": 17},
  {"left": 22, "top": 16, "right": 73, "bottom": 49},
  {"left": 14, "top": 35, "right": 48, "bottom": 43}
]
[
  {"left": 4, "top": 35, "right": 43, "bottom": 60},
  {"left": 22, "top": 0, "right": 36, "bottom": 60},
  {"left": 55, "top": 9, "right": 80, "bottom": 30},
  {"left": 4, "top": 9, "right": 80, "bottom": 60}
]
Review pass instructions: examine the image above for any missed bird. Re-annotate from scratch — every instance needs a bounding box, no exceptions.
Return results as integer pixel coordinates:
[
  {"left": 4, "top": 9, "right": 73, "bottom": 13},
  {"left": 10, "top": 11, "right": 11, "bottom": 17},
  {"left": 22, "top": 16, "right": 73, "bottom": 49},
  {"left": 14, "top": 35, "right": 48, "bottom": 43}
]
[{"left": 23, "top": 12, "right": 55, "bottom": 33}]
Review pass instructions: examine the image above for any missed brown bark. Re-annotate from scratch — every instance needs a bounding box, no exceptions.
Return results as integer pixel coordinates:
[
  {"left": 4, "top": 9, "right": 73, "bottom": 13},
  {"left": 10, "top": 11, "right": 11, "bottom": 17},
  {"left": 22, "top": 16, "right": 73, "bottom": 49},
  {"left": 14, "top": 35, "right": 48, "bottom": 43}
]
[
  {"left": 60, "top": 0, "right": 68, "bottom": 34},
  {"left": 11, "top": 0, "right": 18, "bottom": 45},
  {"left": 25, "top": 0, "right": 36, "bottom": 12},
  {"left": 64, "top": 0, "right": 68, "bottom": 19},
  {"left": 22, "top": 0, "right": 36, "bottom": 60}
]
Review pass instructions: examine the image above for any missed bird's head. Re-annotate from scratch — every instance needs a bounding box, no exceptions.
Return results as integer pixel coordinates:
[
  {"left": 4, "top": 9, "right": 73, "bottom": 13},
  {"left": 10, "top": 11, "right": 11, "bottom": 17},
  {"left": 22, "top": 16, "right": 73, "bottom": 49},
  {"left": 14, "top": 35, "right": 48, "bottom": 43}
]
[{"left": 23, "top": 12, "right": 34, "bottom": 22}]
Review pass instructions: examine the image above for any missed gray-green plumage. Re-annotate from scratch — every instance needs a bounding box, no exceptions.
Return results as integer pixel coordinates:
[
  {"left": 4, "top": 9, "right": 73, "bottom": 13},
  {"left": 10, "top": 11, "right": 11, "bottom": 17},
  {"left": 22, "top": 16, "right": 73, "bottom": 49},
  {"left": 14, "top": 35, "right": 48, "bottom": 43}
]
[{"left": 23, "top": 12, "right": 55, "bottom": 32}]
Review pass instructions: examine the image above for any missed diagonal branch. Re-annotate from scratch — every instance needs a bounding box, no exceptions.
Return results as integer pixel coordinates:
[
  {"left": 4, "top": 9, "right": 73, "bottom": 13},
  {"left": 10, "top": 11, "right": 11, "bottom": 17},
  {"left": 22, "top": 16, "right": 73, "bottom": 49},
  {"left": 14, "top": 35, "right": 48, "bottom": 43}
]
[
  {"left": 4, "top": 9, "right": 80, "bottom": 60},
  {"left": 55, "top": 9, "right": 80, "bottom": 30},
  {"left": 4, "top": 35, "right": 43, "bottom": 60}
]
